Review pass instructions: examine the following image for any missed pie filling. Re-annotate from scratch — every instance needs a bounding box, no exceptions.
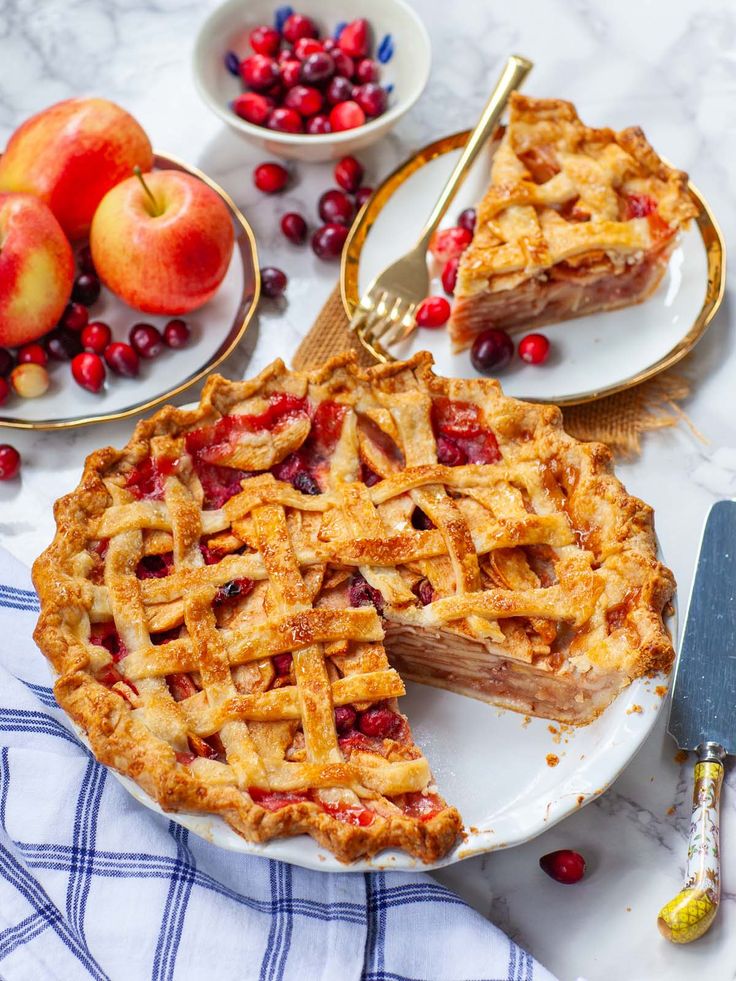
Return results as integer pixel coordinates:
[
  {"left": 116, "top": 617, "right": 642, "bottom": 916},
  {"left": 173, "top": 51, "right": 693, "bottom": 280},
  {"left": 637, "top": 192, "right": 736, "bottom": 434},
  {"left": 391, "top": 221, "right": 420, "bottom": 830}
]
[
  {"left": 34, "top": 353, "right": 674, "bottom": 863},
  {"left": 450, "top": 94, "right": 696, "bottom": 348}
]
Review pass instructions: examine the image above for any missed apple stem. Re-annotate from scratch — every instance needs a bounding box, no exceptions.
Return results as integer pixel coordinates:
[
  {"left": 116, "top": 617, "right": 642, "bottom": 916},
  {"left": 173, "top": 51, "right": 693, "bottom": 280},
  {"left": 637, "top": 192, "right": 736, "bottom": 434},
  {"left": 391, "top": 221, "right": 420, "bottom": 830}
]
[{"left": 134, "top": 166, "right": 161, "bottom": 216}]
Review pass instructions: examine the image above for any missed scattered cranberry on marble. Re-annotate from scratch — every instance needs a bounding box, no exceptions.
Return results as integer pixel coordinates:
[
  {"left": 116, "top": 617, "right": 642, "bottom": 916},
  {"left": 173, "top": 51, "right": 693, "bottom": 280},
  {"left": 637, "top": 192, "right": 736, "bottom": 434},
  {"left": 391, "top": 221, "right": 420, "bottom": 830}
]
[
  {"left": 253, "top": 161, "right": 289, "bottom": 193},
  {"left": 334, "top": 155, "right": 364, "bottom": 193},
  {"left": 71, "top": 352, "right": 106, "bottom": 393},
  {"left": 471, "top": 329, "right": 515, "bottom": 374},
  {"left": 441, "top": 256, "right": 460, "bottom": 295},
  {"left": 318, "top": 188, "right": 354, "bottom": 226},
  {"left": 539, "top": 849, "right": 586, "bottom": 884},
  {"left": 355, "top": 186, "right": 373, "bottom": 208},
  {"left": 311, "top": 222, "right": 349, "bottom": 260},
  {"left": 457, "top": 207, "right": 477, "bottom": 233},
  {"left": 163, "top": 319, "right": 191, "bottom": 349},
  {"left": 519, "top": 333, "right": 551, "bottom": 365},
  {"left": 429, "top": 226, "right": 473, "bottom": 264},
  {"left": 281, "top": 212, "right": 308, "bottom": 245},
  {"left": 260, "top": 266, "right": 288, "bottom": 299},
  {"left": 0, "top": 444, "right": 21, "bottom": 481},
  {"left": 416, "top": 296, "right": 451, "bottom": 329}
]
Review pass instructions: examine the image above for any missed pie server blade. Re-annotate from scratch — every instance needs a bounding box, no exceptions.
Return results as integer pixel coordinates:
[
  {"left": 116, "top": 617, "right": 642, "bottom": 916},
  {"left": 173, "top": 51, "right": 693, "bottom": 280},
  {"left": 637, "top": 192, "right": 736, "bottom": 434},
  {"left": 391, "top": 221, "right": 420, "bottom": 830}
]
[{"left": 658, "top": 499, "right": 736, "bottom": 944}]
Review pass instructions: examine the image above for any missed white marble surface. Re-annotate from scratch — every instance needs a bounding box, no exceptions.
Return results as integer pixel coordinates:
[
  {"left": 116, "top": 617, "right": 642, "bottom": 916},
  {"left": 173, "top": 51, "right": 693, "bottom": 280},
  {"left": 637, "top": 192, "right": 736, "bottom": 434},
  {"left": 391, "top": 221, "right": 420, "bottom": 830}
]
[{"left": 1, "top": 1, "right": 735, "bottom": 978}]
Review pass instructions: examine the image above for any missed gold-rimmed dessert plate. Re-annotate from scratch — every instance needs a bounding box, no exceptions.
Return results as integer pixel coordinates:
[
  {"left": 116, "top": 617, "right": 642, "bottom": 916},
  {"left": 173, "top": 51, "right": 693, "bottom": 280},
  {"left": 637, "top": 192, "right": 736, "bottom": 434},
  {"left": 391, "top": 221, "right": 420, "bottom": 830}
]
[
  {"left": 0, "top": 153, "right": 259, "bottom": 430},
  {"left": 342, "top": 131, "right": 724, "bottom": 406}
]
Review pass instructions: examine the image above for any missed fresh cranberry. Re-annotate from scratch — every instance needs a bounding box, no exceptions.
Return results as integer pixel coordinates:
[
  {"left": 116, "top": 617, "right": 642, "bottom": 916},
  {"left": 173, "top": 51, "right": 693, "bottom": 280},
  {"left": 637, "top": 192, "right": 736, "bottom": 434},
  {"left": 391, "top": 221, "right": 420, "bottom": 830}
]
[
  {"left": 334, "top": 705, "right": 357, "bottom": 734},
  {"left": 0, "top": 444, "right": 21, "bottom": 481},
  {"left": 329, "top": 100, "right": 365, "bottom": 132},
  {"left": 355, "top": 58, "right": 379, "bottom": 84},
  {"left": 539, "top": 849, "right": 586, "bottom": 884},
  {"left": 0, "top": 348, "right": 13, "bottom": 376},
  {"left": 273, "top": 652, "right": 293, "bottom": 676},
  {"left": 249, "top": 25, "right": 280, "bottom": 56},
  {"left": 471, "top": 329, "right": 514, "bottom": 374},
  {"left": 282, "top": 13, "right": 317, "bottom": 43},
  {"left": 280, "top": 59, "right": 302, "bottom": 88},
  {"left": 77, "top": 244, "right": 96, "bottom": 275},
  {"left": 277, "top": 48, "right": 293, "bottom": 64},
  {"left": 239, "top": 54, "right": 280, "bottom": 91},
  {"left": 232, "top": 92, "right": 273, "bottom": 125},
  {"left": 280, "top": 212, "right": 308, "bottom": 244},
  {"left": 429, "top": 226, "right": 473, "bottom": 263},
  {"left": 318, "top": 188, "right": 355, "bottom": 226},
  {"left": 71, "top": 352, "right": 106, "bottom": 393},
  {"left": 339, "top": 18, "right": 369, "bottom": 58},
  {"left": 300, "top": 52, "right": 335, "bottom": 84},
  {"left": 348, "top": 573, "right": 384, "bottom": 613},
  {"left": 164, "top": 319, "right": 190, "bottom": 348},
  {"left": 358, "top": 705, "right": 402, "bottom": 739},
  {"left": 519, "top": 333, "right": 551, "bottom": 365},
  {"left": 436, "top": 436, "right": 467, "bottom": 467},
  {"left": 323, "top": 37, "right": 337, "bottom": 52},
  {"left": 326, "top": 76, "right": 354, "bottom": 106},
  {"left": 293, "top": 36, "right": 322, "bottom": 59},
  {"left": 72, "top": 273, "right": 101, "bottom": 306},
  {"left": 311, "top": 222, "right": 349, "bottom": 260},
  {"left": 416, "top": 296, "right": 451, "bottom": 329},
  {"left": 129, "top": 323, "right": 163, "bottom": 359},
  {"left": 306, "top": 114, "right": 331, "bottom": 134},
  {"left": 46, "top": 328, "right": 82, "bottom": 361},
  {"left": 60, "top": 302, "right": 89, "bottom": 332},
  {"left": 0, "top": 377, "right": 9, "bottom": 407},
  {"left": 267, "top": 107, "right": 303, "bottom": 133},
  {"left": 332, "top": 51, "right": 354, "bottom": 79},
  {"left": 354, "top": 83, "right": 386, "bottom": 117},
  {"left": 334, "top": 155, "right": 364, "bottom": 193},
  {"left": 17, "top": 343, "right": 48, "bottom": 366},
  {"left": 254, "top": 161, "right": 289, "bottom": 193},
  {"left": 104, "top": 342, "right": 139, "bottom": 378},
  {"left": 441, "top": 256, "right": 460, "bottom": 295},
  {"left": 260, "top": 266, "right": 288, "bottom": 298},
  {"left": 355, "top": 186, "right": 373, "bottom": 208},
  {"left": 413, "top": 578, "right": 435, "bottom": 606},
  {"left": 81, "top": 322, "right": 111, "bottom": 355},
  {"left": 224, "top": 50, "right": 240, "bottom": 76},
  {"left": 293, "top": 470, "right": 320, "bottom": 495},
  {"left": 457, "top": 208, "right": 477, "bottom": 233},
  {"left": 284, "top": 85, "right": 323, "bottom": 117}
]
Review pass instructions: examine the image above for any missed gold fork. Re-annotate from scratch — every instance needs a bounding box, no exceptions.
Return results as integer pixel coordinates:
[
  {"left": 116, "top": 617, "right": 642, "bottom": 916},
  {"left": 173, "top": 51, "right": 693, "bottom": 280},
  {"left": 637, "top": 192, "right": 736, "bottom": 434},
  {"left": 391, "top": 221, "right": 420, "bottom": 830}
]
[{"left": 349, "top": 54, "right": 533, "bottom": 360}]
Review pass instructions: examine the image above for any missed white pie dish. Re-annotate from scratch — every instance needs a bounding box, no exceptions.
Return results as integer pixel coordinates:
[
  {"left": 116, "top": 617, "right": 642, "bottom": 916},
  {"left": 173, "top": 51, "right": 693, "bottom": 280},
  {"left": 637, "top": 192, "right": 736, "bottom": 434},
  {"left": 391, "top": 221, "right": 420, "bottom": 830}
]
[{"left": 342, "top": 132, "right": 725, "bottom": 406}]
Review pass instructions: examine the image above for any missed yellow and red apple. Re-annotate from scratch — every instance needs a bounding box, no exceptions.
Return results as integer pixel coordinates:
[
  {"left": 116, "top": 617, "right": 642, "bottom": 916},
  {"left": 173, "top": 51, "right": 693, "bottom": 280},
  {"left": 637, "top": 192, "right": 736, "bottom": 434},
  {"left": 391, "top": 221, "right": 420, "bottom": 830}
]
[
  {"left": 0, "top": 192, "right": 74, "bottom": 348},
  {"left": 0, "top": 98, "right": 153, "bottom": 240},
  {"left": 89, "top": 170, "right": 235, "bottom": 315}
]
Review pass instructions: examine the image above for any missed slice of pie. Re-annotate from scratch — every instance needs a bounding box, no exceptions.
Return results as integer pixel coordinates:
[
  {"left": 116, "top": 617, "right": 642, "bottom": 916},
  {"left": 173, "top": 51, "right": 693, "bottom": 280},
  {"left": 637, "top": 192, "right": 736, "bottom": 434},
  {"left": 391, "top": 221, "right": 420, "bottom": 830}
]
[
  {"left": 33, "top": 353, "right": 674, "bottom": 863},
  {"left": 450, "top": 93, "right": 698, "bottom": 350}
]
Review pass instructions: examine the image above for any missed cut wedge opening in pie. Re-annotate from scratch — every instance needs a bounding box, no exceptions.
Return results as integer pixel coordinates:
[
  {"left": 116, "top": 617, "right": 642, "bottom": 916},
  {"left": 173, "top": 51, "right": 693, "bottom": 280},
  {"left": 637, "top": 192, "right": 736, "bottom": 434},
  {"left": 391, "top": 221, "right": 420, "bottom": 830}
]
[
  {"left": 33, "top": 353, "right": 674, "bottom": 863},
  {"left": 450, "top": 93, "right": 698, "bottom": 350}
]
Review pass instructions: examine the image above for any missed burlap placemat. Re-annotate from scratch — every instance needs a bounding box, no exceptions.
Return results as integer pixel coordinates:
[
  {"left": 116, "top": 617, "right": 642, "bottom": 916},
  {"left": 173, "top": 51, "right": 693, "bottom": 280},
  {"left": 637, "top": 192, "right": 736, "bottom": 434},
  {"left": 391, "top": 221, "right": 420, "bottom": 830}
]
[{"left": 293, "top": 286, "right": 692, "bottom": 457}]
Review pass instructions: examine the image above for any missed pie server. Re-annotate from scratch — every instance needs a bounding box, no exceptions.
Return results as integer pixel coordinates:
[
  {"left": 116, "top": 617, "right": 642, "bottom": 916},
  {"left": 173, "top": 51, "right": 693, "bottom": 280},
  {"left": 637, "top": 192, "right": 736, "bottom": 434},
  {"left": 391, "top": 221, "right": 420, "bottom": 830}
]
[{"left": 658, "top": 499, "right": 736, "bottom": 943}]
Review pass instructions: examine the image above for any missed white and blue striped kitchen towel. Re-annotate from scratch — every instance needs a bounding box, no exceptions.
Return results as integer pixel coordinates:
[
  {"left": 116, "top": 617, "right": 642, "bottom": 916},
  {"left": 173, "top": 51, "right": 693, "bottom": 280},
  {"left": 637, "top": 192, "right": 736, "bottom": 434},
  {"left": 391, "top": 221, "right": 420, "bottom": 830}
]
[{"left": 0, "top": 546, "right": 555, "bottom": 981}]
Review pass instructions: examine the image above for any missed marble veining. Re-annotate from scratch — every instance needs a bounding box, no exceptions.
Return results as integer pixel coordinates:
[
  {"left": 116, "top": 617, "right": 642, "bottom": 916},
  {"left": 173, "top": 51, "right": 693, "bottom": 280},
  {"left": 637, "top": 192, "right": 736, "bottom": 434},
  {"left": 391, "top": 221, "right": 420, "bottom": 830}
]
[{"left": 2, "top": 1, "right": 736, "bottom": 978}]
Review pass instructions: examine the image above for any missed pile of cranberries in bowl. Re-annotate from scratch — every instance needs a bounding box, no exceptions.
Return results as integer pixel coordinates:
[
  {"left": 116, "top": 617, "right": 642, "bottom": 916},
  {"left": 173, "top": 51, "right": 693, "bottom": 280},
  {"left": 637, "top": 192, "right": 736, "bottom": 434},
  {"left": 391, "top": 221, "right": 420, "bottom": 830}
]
[
  {"left": 226, "top": 11, "right": 390, "bottom": 134},
  {"left": 0, "top": 246, "right": 193, "bottom": 407},
  {"left": 417, "top": 211, "right": 553, "bottom": 376}
]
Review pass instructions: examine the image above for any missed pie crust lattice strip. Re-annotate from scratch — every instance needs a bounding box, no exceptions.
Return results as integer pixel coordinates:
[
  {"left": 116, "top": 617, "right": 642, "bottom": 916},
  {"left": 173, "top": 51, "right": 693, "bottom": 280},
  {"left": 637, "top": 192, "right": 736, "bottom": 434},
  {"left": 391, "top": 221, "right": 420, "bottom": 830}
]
[
  {"left": 450, "top": 93, "right": 698, "bottom": 350},
  {"left": 33, "top": 353, "right": 674, "bottom": 863}
]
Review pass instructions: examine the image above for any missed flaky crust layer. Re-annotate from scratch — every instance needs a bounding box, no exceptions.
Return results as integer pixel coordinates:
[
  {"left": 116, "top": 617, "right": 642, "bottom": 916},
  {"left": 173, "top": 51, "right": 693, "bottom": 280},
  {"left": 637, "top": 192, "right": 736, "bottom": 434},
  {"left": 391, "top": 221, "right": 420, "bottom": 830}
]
[{"left": 33, "top": 353, "right": 674, "bottom": 862}]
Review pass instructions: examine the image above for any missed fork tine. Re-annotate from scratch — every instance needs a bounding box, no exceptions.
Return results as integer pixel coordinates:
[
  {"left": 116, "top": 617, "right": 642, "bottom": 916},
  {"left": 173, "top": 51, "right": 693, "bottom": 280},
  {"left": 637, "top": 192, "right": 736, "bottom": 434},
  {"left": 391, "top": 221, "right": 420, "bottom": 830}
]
[
  {"left": 382, "top": 301, "right": 418, "bottom": 347},
  {"left": 365, "top": 291, "right": 401, "bottom": 342}
]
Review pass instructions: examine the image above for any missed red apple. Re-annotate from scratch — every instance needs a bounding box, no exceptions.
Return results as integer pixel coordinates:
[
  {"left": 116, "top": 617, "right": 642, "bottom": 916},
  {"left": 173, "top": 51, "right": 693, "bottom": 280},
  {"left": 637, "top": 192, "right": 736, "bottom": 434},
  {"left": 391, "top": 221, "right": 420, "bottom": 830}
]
[
  {"left": 89, "top": 170, "right": 234, "bottom": 314},
  {"left": 0, "top": 98, "right": 153, "bottom": 240},
  {"left": 0, "top": 192, "right": 74, "bottom": 347}
]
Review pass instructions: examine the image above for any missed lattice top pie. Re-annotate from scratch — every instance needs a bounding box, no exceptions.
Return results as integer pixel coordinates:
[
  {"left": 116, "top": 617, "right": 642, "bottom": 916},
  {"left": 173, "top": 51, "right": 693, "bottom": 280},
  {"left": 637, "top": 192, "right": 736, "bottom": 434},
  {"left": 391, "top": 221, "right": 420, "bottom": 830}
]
[
  {"left": 450, "top": 93, "right": 697, "bottom": 349},
  {"left": 33, "top": 353, "right": 674, "bottom": 863}
]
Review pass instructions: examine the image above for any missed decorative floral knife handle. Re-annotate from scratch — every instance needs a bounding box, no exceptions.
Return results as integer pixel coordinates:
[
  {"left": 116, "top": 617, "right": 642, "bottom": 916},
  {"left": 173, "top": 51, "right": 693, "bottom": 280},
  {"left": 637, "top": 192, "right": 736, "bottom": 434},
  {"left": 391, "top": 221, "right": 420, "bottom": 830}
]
[{"left": 658, "top": 742, "right": 725, "bottom": 943}]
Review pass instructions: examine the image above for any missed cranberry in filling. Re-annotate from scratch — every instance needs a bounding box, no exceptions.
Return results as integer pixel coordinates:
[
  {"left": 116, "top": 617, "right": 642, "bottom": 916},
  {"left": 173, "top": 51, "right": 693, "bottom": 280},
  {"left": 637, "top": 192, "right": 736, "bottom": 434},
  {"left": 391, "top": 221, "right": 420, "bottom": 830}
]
[
  {"left": 195, "top": 463, "right": 255, "bottom": 511},
  {"left": 214, "top": 577, "right": 255, "bottom": 605},
  {"left": 175, "top": 752, "right": 197, "bottom": 765},
  {"left": 97, "top": 665, "right": 138, "bottom": 703},
  {"left": 293, "top": 470, "right": 320, "bottom": 495},
  {"left": 126, "top": 456, "right": 178, "bottom": 500},
  {"left": 151, "top": 627, "right": 181, "bottom": 646},
  {"left": 249, "top": 788, "right": 310, "bottom": 811},
  {"left": 272, "top": 652, "right": 293, "bottom": 676},
  {"left": 412, "top": 578, "right": 434, "bottom": 606},
  {"left": 271, "top": 399, "right": 348, "bottom": 494},
  {"left": 360, "top": 462, "right": 381, "bottom": 487},
  {"left": 397, "top": 791, "right": 445, "bottom": 822},
  {"left": 89, "top": 624, "right": 127, "bottom": 662},
  {"left": 348, "top": 572, "right": 384, "bottom": 614},
  {"left": 320, "top": 800, "right": 375, "bottom": 827},
  {"left": 431, "top": 397, "right": 500, "bottom": 466},
  {"left": 167, "top": 673, "right": 199, "bottom": 701},
  {"left": 411, "top": 507, "right": 434, "bottom": 530},
  {"left": 357, "top": 703, "right": 403, "bottom": 739},
  {"left": 334, "top": 704, "right": 357, "bottom": 733},
  {"left": 623, "top": 192, "right": 657, "bottom": 219},
  {"left": 188, "top": 733, "right": 225, "bottom": 761},
  {"left": 136, "top": 553, "right": 174, "bottom": 579}
]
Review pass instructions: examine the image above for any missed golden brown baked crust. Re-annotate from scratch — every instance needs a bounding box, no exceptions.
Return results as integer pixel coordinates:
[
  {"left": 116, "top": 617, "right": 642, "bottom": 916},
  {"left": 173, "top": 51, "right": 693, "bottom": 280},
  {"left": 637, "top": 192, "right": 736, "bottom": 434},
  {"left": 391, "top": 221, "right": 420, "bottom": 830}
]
[
  {"left": 451, "top": 93, "right": 697, "bottom": 348},
  {"left": 33, "top": 352, "right": 674, "bottom": 862}
]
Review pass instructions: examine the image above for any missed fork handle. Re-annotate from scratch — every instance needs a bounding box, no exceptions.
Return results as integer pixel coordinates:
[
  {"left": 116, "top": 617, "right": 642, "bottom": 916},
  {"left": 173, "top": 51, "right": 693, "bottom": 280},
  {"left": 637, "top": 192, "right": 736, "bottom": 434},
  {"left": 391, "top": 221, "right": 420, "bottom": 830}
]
[{"left": 415, "top": 54, "right": 533, "bottom": 251}]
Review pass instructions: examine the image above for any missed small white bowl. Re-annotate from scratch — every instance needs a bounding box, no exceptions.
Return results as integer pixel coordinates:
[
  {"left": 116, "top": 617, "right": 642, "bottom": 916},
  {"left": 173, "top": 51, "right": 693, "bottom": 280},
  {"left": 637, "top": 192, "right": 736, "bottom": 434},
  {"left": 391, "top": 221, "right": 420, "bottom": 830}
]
[{"left": 193, "top": 0, "right": 431, "bottom": 161}]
